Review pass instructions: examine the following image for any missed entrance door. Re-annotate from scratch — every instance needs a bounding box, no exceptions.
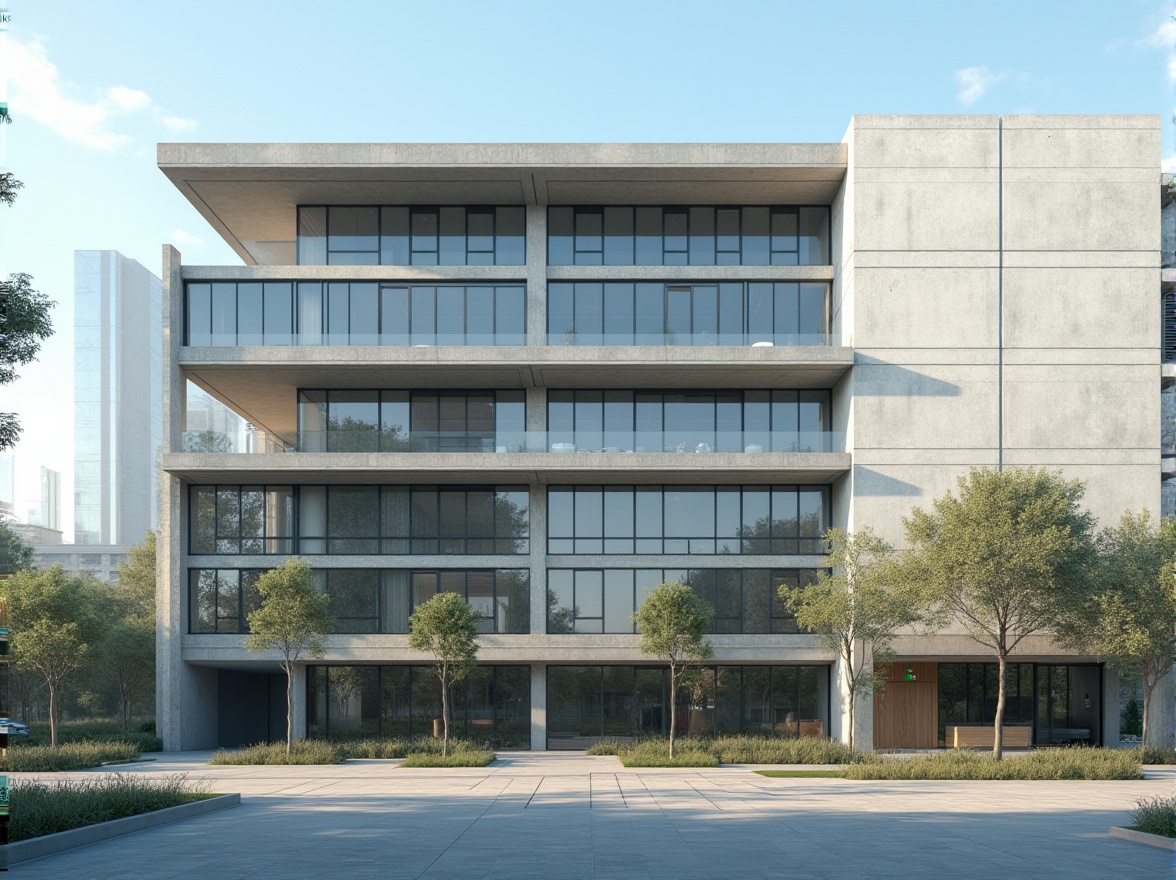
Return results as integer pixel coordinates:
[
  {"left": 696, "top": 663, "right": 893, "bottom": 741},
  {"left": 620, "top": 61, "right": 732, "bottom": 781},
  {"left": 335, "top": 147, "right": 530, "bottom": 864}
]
[{"left": 873, "top": 662, "right": 937, "bottom": 749}]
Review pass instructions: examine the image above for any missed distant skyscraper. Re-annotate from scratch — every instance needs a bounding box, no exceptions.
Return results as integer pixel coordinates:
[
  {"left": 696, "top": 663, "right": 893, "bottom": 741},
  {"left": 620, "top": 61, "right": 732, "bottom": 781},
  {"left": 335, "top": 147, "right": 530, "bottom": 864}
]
[
  {"left": 39, "top": 467, "right": 60, "bottom": 532},
  {"left": 73, "top": 251, "right": 162, "bottom": 544},
  {"left": 0, "top": 454, "right": 12, "bottom": 521}
]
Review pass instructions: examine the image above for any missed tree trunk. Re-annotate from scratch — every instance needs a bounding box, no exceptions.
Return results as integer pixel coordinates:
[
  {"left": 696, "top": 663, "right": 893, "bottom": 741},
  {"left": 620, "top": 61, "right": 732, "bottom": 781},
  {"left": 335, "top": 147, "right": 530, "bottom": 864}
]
[
  {"left": 442, "top": 669, "right": 451, "bottom": 758},
  {"left": 843, "top": 652, "right": 856, "bottom": 752},
  {"left": 285, "top": 661, "right": 294, "bottom": 757},
  {"left": 992, "top": 651, "right": 1007, "bottom": 761},
  {"left": 1141, "top": 663, "right": 1153, "bottom": 749},
  {"left": 668, "top": 664, "right": 677, "bottom": 760},
  {"left": 48, "top": 680, "right": 58, "bottom": 747}
]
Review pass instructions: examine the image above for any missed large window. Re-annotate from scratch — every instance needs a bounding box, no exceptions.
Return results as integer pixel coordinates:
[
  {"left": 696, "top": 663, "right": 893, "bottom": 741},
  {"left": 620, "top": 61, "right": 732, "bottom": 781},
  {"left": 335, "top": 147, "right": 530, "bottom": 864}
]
[
  {"left": 190, "top": 485, "right": 530, "bottom": 556},
  {"left": 189, "top": 568, "right": 530, "bottom": 634},
  {"left": 185, "top": 282, "right": 525, "bottom": 346},
  {"left": 298, "top": 206, "right": 526, "bottom": 266},
  {"left": 308, "top": 665, "right": 530, "bottom": 747},
  {"left": 548, "top": 206, "right": 829, "bottom": 266},
  {"left": 547, "top": 281, "right": 828, "bottom": 346},
  {"left": 546, "top": 665, "right": 829, "bottom": 748},
  {"left": 297, "top": 390, "right": 526, "bottom": 453},
  {"left": 546, "top": 568, "right": 819, "bottom": 634},
  {"left": 547, "top": 486, "right": 827, "bottom": 555},
  {"left": 548, "top": 390, "right": 830, "bottom": 454}
]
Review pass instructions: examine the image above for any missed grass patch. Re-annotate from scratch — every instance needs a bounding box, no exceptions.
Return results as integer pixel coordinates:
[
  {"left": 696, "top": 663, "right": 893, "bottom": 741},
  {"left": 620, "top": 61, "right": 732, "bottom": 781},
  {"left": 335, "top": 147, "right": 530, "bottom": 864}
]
[
  {"left": 20, "top": 720, "right": 162, "bottom": 752},
  {"left": 11, "top": 774, "right": 213, "bottom": 842},
  {"left": 7, "top": 741, "right": 142, "bottom": 772},
  {"left": 842, "top": 747, "right": 1142, "bottom": 781},
  {"left": 756, "top": 769, "right": 843, "bottom": 778},
  {"left": 209, "top": 740, "right": 344, "bottom": 765},
  {"left": 589, "top": 735, "right": 860, "bottom": 767},
  {"left": 398, "top": 749, "right": 496, "bottom": 767},
  {"left": 1129, "top": 796, "right": 1176, "bottom": 838},
  {"left": 1137, "top": 746, "right": 1176, "bottom": 765},
  {"left": 341, "top": 736, "right": 487, "bottom": 759}
]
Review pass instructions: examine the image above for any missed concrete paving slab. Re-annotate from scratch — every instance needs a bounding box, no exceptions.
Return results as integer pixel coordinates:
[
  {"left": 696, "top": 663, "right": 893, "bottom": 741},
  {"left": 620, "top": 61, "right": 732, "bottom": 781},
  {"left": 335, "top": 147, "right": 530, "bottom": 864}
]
[{"left": 10, "top": 752, "right": 1175, "bottom": 879}]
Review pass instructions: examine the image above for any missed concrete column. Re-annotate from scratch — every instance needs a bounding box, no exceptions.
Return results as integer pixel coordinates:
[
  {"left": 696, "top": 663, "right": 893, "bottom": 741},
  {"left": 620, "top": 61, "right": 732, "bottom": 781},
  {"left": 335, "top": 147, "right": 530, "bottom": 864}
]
[
  {"left": 530, "top": 663, "right": 547, "bottom": 750},
  {"left": 529, "top": 486, "right": 548, "bottom": 639},
  {"left": 1147, "top": 668, "right": 1176, "bottom": 749},
  {"left": 290, "top": 664, "right": 308, "bottom": 741},
  {"left": 1101, "top": 666, "right": 1120, "bottom": 748},
  {"left": 525, "top": 204, "right": 547, "bottom": 345}
]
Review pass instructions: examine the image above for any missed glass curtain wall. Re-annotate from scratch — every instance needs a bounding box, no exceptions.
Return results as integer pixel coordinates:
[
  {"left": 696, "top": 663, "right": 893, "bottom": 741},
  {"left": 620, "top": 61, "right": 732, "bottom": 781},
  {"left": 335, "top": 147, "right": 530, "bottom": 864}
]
[
  {"left": 548, "top": 390, "right": 829, "bottom": 454},
  {"left": 307, "top": 665, "right": 531, "bottom": 747},
  {"left": 186, "top": 282, "right": 525, "bottom": 346},
  {"left": 547, "top": 485, "right": 828, "bottom": 555},
  {"left": 189, "top": 568, "right": 530, "bottom": 635},
  {"left": 546, "top": 665, "right": 829, "bottom": 748},
  {"left": 297, "top": 206, "right": 526, "bottom": 266},
  {"left": 546, "top": 568, "right": 818, "bottom": 634},
  {"left": 547, "top": 282, "right": 829, "bottom": 346},
  {"left": 548, "top": 206, "right": 829, "bottom": 266},
  {"left": 297, "top": 390, "right": 526, "bottom": 452}
]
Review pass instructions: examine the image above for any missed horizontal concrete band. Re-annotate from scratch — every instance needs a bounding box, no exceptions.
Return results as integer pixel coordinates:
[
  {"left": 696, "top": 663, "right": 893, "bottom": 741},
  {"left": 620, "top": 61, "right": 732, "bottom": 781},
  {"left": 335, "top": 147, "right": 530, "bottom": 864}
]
[
  {"left": 1, "top": 793, "right": 241, "bottom": 867},
  {"left": 1108, "top": 827, "right": 1176, "bottom": 851}
]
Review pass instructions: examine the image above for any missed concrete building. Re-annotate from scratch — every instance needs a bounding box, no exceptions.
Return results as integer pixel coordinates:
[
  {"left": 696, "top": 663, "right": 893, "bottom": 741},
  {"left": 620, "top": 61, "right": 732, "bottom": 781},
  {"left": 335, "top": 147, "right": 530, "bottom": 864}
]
[
  {"left": 74, "top": 250, "right": 163, "bottom": 546},
  {"left": 156, "top": 116, "right": 1166, "bottom": 751},
  {"left": 0, "top": 454, "right": 13, "bottom": 521},
  {"left": 32, "top": 543, "right": 129, "bottom": 582},
  {"left": 37, "top": 467, "right": 60, "bottom": 532}
]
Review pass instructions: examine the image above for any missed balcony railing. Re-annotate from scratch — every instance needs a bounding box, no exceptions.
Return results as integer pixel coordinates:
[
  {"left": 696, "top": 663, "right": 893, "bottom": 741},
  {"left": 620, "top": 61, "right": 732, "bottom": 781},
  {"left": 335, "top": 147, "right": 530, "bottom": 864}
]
[{"left": 180, "top": 430, "right": 847, "bottom": 455}]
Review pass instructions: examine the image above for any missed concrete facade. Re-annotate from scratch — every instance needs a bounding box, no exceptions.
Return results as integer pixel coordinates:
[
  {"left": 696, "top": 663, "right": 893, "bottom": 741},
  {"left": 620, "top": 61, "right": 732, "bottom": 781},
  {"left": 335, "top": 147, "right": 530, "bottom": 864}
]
[{"left": 157, "top": 116, "right": 1166, "bottom": 752}]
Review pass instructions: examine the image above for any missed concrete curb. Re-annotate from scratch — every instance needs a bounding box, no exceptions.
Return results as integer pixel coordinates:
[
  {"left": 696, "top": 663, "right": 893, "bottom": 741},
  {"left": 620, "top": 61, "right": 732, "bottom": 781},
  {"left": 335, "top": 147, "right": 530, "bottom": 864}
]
[
  {"left": 1, "top": 792, "right": 241, "bottom": 867},
  {"left": 1109, "top": 826, "right": 1176, "bottom": 850}
]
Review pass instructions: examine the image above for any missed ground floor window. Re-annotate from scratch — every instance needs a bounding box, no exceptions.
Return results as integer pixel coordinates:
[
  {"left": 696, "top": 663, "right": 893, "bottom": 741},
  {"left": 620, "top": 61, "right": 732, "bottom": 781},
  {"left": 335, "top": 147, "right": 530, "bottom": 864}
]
[
  {"left": 307, "top": 665, "right": 531, "bottom": 747},
  {"left": 546, "top": 664, "right": 830, "bottom": 750},
  {"left": 937, "top": 662, "right": 1102, "bottom": 747}
]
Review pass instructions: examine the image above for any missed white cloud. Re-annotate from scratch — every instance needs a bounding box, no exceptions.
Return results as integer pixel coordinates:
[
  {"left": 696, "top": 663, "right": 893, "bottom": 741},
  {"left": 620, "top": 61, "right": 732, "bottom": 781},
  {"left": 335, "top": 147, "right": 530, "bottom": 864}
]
[
  {"left": 1163, "top": 154, "right": 1176, "bottom": 173},
  {"left": 7, "top": 36, "right": 197, "bottom": 150},
  {"left": 160, "top": 114, "right": 198, "bottom": 133},
  {"left": 954, "top": 66, "right": 1004, "bottom": 107},
  {"left": 169, "top": 228, "right": 204, "bottom": 248},
  {"left": 1137, "top": 16, "right": 1176, "bottom": 49}
]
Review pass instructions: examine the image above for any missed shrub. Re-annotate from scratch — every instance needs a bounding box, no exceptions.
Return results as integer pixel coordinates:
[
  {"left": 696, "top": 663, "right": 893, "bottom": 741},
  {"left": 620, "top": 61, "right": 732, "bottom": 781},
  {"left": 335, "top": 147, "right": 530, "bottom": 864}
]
[
  {"left": 1120, "top": 699, "right": 1143, "bottom": 738},
  {"left": 841, "top": 748, "right": 1142, "bottom": 781},
  {"left": 20, "top": 720, "right": 162, "bottom": 752},
  {"left": 398, "top": 749, "right": 496, "bottom": 767},
  {"left": 340, "top": 736, "right": 484, "bottom": 759},
  {"left": 137, "top": 719, "right": 157, "bottom": 735},
  {"left": 1129, "top": 796, "right": 1176, "bottom": 837},
  {"left": 11, "top": 774, "right": 213, "bottom": 842},
  {"left": 585, "top": 739, "right": 623, "bottom": 756},
  {"left": 1137, "top": 746, "right": 1176, "bottom": 765},
  {"left": 711, "top": 735, "right": 864, "bottom": 765},
  {"left": 612, "top": 740, "right": 718, "bottom": 768},
  {"left": 7, "top": 741, "right": 141, "bottom": 772},
  {"left": 209, "top": 740, "right": 344, "bottom": 765}
]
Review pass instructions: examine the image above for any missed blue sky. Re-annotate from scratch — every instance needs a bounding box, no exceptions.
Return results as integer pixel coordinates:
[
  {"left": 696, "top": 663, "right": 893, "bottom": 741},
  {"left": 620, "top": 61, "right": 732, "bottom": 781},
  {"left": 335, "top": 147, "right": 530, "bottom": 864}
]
[{"left": 0, "top": 0, "right": 1173, "bottom": 535}]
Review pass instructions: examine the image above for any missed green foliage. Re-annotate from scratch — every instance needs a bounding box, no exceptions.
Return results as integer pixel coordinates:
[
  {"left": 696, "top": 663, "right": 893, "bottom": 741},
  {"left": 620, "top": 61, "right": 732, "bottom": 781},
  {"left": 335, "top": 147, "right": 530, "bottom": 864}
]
[
  {"left": 614, "top": 741, "right": 719, "bottom": 767},
  {"left": 339, "top": 736, "right": 486, "bottom": 759},
  {"left": 210, "top": 740, "right": 345, "bottom": 765},
  {"left": 10, "top": 774, "right": 213, "bottom": 842},
  {"left": 902, "top": 467, "right": 1096, "bottom": 758},
  {"left": 634, "top": 582, "right": 713, "bottom": 758},
  {"left": 782, "top": 528, "right": 916, "bottom": 751},
  {"left": 755, "top": 770, "right": 843, "bottom": 778},
  {"left": 245, "top": 558, "right": 335, "bottom": 755},
  {"left": 398, "top": 749, "right": 495, "bottom": 767},
  {"left": 0, "top": 519, "right": 34, "bottom": 574},
  {"left": 1129, "top": 796, "right": 1176, "bottom": 837},
  {"left": 1137, "top": 746, "right": 1176, "bottom": 764},
  {"left": 0, "top": 172, "right": 22, "bottom": 206},
  {"left": 3, "top": 566, "right": 107, "bottom": 745},
  {"left": 7, "top": 740, "right": 141, "bottom": 772},
  {"left": 0, "top": 271, "right": 56, "bottom": 450},
  {"left": 1057, "top": 512, "right": 1176, "bottom": 749},
  {"left": 589, "top": 735, "right": 861, "bottom": 766},
  {"left": 1121, "top": 699, "right": 1143, "bottom": 738},
  {"left": 18, "top": 719, "right": 162, "bottom": 751},
  {"left": 409, "top": 591, "right": 480, "bottom": 756},
  {"left": 841, "top": 748, "right": 1141, "bottom": 780}
]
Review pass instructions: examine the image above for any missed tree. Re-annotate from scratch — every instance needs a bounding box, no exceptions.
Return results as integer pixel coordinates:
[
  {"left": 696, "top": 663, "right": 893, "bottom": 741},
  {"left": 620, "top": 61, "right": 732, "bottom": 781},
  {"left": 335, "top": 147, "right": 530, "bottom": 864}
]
[
  {"left": 102, "top": 531, "right": 157, "bottom": 729},
  {"left": 1057, "top": 511, "right": 1176, "bottom": 749},
  {"left": 0, "top": 168, "right": 56, "bottom": 451},
  {"left": 408, "top": 591, "right": 479, "bottom": 757},
  {"left": 0, "top": 520, "right": 34, "bottom": 575},
  {"left": 245, "top": 558, "right": 335, "bottom": 756},
  {"left": 634, "top": 582, "right": 713, "bottom": 758},
  {"left": 3, "top": 566, "right": 105, "bottom": 745},
  {"left": 902, "top": 467, "right": 1095, "bottom": 759},
  {"left": 782, "top": 528, "right": 917, "bottom": 751}
]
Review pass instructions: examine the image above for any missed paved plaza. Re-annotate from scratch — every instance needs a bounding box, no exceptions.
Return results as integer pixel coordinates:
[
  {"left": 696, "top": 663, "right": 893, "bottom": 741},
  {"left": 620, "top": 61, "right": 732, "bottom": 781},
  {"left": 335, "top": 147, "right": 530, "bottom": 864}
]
[{"left": 15, "top": 752, "right": 1176, "bottom": 879}]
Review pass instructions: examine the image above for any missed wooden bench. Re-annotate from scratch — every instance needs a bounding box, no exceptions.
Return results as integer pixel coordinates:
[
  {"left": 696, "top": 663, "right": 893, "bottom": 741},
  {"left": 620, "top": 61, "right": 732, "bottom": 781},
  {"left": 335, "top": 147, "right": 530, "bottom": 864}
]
[{"left": 947, "top": 725, "right": 1032, "bottom": 749}]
